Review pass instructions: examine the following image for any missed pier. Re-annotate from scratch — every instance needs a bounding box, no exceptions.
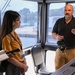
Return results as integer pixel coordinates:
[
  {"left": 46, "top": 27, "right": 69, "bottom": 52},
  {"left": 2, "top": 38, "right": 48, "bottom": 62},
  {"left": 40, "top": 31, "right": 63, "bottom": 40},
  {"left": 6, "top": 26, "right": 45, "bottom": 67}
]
[{"left": 16, "top": 26, "right": 55, "bottom": 41}]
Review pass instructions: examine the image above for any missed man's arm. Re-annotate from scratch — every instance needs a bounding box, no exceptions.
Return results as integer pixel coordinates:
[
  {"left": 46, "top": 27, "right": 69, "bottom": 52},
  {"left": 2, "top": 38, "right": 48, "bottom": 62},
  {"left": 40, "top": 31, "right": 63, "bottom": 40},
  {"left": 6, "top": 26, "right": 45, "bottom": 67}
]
[
  {"left": 52, "top": 32, "right": 57, "bottom": 40},
  {"left": 52, "top": 32, "right": 64, "bottom": 41}
]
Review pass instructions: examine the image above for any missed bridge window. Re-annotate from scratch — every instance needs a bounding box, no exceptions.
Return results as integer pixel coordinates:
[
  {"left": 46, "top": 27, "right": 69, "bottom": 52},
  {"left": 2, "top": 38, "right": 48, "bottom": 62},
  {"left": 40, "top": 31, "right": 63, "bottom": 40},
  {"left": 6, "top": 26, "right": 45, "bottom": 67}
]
[
  {"left": 47, "top": 3, "right": 65, "bottom": 45},
  {"left": 1, "top": 0, "right": 38, "bottom": 48},
  {"left": 46, "top": 3, "right": 65, "bottom": 72}
]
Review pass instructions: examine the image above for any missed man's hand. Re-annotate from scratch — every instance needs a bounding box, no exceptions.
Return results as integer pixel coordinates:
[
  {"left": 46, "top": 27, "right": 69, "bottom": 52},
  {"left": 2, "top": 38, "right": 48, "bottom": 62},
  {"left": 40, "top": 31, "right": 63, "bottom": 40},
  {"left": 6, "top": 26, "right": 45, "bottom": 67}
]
[
  {"left": 71, "top": 28, "right": 75, "bottom": 34},
  {"left": 56, "top": 34, "right": 64, "bottom": 41}
]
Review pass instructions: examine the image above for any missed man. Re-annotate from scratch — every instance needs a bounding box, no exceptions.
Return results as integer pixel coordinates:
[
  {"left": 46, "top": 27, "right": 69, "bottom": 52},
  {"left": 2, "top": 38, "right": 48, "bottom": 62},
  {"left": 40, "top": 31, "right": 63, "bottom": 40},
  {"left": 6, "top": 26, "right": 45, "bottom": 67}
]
[{"left": 52, "top": 4, "right": 75, "bottom": 70}]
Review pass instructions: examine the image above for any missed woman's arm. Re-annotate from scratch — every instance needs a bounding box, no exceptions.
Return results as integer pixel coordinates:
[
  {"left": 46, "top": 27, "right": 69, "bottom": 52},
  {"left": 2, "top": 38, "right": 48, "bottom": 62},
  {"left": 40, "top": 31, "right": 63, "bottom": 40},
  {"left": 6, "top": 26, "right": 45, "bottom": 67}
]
[
  {"left": 8, "top": 57, "right": 23, "bottom": 68},
  {"left": 8, "top": 57, "right": 28, "bottom": 72}
]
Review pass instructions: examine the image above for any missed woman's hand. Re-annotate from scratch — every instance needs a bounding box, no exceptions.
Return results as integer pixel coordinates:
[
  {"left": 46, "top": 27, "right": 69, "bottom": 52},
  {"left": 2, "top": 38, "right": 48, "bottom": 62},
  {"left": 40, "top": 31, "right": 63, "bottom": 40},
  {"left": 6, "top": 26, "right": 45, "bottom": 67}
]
[
  {"left": 23, "top": 58, "right": 28, "bottom": 72},
  {"left": 21, "top": 63, "right": 28, "bottom": 72}
]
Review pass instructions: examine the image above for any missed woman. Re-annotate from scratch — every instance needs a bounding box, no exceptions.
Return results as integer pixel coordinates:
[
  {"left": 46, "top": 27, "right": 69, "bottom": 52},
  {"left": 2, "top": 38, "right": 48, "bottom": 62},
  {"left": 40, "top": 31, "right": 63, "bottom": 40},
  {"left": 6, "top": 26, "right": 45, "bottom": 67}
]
[{"left": 1, "top": 10, "right": 28, "bottom": 75}]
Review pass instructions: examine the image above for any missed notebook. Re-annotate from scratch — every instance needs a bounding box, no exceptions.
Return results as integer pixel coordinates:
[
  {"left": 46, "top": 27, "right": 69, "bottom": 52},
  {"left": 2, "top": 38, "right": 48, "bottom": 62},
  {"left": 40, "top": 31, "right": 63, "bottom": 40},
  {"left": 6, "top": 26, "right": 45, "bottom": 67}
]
[{"left": 0, "top": 50, "right": 9, "bottom": 61}]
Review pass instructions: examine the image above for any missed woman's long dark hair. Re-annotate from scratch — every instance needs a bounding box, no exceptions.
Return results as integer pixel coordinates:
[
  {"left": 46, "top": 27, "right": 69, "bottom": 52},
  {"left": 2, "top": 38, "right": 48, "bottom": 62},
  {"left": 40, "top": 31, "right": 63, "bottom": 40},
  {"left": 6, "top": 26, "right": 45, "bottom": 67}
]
[
  {"left": 1, "top": 10, "right": 20, "bottom": 40},
  {"left": 0, "top": 26, "right": 2, "bottom": 48}
]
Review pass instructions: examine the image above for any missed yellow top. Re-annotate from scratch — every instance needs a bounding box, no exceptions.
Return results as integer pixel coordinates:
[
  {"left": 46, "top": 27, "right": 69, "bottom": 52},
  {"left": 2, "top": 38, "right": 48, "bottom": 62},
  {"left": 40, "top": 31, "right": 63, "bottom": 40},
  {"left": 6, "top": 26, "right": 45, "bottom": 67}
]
[{"left": 2, "top": 31, "right": 24, "bottom": 62}]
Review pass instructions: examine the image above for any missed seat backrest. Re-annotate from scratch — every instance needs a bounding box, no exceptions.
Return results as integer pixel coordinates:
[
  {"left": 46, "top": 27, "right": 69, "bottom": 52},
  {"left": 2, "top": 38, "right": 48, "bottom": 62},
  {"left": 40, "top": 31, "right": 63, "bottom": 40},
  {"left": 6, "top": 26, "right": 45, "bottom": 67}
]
[{"left": 31, "top": 44, "right": 44, "bottom": 67}]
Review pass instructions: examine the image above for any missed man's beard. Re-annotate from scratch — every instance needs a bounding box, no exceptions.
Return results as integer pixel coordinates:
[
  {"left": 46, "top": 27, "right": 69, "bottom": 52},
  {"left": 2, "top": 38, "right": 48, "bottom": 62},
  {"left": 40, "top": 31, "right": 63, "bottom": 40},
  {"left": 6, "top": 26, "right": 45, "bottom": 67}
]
[{"left": 65, "top": 14, "right": 71, "bottom": 20}]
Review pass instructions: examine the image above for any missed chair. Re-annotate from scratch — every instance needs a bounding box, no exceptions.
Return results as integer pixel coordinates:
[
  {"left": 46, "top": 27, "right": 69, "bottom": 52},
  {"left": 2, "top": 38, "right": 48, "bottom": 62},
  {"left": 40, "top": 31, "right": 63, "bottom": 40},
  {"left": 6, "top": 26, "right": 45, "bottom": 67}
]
[{"left": 31, "top": 44, "right": 52, "bottom": 75}]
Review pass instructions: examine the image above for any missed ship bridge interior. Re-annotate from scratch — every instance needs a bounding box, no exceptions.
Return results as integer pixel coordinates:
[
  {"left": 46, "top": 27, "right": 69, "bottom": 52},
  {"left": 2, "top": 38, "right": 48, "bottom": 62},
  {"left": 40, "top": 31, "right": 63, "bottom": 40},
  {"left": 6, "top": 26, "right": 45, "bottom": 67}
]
[{"left": 0, "top": 0, "right": 75, "bottom": 75}]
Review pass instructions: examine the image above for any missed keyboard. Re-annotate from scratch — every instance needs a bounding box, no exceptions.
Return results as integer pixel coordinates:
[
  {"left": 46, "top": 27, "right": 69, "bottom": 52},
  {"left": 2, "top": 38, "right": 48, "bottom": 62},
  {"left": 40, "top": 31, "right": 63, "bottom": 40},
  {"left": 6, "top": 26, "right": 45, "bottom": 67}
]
[{"left": 51, "top": 58, "right": 75, "bottom": 75}]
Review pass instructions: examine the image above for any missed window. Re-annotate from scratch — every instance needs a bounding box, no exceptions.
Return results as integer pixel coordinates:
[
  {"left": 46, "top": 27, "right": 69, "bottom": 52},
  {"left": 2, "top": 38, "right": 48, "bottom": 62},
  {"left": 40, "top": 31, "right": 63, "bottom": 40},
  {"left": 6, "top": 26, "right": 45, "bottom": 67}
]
[
  {"left": 46, "top": 3, "right": 65, "bottom": 72},
  {"left": 47, "top": 3, "right": 65, "bottom": 44},
  {"left": 1, "top": 0, "right": 38, "bottom": 48}
]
